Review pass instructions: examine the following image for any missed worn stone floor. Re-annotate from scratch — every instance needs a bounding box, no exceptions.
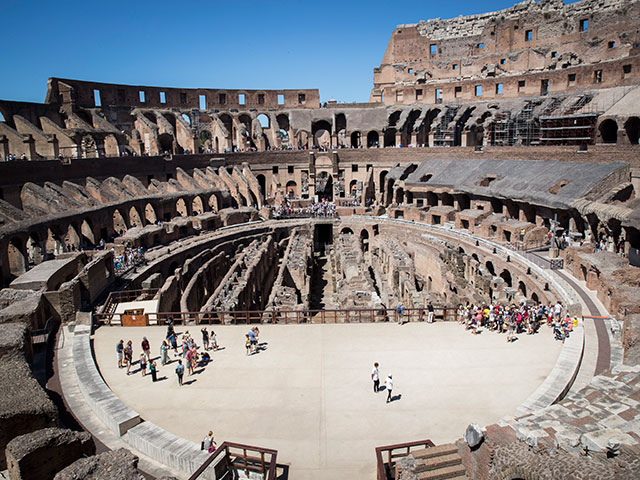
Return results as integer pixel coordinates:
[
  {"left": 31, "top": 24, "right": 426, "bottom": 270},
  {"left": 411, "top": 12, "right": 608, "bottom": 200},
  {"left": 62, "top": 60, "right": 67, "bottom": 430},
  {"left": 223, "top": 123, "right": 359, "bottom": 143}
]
[{"left": 93, "top": 322, "right": 562, "bottom": 480}]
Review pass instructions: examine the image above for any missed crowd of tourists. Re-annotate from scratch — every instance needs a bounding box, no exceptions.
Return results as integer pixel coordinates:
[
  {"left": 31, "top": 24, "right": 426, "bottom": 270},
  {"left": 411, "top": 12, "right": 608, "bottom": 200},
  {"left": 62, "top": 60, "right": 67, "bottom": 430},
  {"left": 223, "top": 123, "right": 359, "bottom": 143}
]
[
  {"left": 273, "top": 199, "right": 338, "bottom": 218},
  {"left": 113, "top": 246, "right": 145, "bottom": 273},
  {"left": 456, "top": 301, "right": 577, "bottom": 342}
]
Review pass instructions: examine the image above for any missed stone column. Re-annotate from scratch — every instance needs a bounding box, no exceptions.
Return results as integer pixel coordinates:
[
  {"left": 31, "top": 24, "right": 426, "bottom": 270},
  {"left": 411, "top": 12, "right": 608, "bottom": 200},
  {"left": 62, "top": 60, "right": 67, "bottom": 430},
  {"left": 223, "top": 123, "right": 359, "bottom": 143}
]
[
  {"left": 22, "top": 134, "right": 36, "bottom": 160},
  {"left": 0, "top": 135, "right": 9, "bottom": 161}
]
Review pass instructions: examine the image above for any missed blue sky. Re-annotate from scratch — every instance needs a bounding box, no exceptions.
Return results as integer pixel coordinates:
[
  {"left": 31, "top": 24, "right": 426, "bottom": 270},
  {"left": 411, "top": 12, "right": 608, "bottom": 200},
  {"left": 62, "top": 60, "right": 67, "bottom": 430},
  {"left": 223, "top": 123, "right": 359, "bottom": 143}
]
[{"left": 0, "top": 0, "right": 581, "bottom": 104}]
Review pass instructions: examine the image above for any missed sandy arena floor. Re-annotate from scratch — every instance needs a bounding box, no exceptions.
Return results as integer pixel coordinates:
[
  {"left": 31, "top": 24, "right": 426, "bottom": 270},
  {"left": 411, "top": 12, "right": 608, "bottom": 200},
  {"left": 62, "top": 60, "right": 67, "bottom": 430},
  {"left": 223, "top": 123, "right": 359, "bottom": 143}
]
[{"left": 93, "top": 322, "right": 562, "bottom": 479}]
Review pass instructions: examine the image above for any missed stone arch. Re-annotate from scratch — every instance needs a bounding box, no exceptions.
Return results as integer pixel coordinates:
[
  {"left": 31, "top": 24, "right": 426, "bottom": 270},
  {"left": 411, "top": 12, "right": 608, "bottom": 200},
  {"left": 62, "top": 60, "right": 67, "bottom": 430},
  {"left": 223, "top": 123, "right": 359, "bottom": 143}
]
[
  {"left": 599, "top": 119, "right": 618, "bottom": 143},
  {"left": 367, "top": 131, "right": 379, "bottom": 148},
  {"left": 26, "top": 233, "right": 43, "bottom": 265},
  {"left": 379, "top": 170, "right": 388, "bottom": 193},
  {"left": 256, "top": 174, "right": 266, "bottom": 197},
  {"left": 192, "top": 196, "right": 204, "bottom": 215},
  {"left": 384, "top": 128, "right": 397, "bottom": 147},
  {"left": 500, "top": 269, "right": 513, "bottom": 288},
  {"left": 625, "top": 117, "right": 640, "bottom": 144},
  {"left": 46, "top": 227, "right": 64, "bottom": 255},
  {"left": 257, "top": 114, "right": 270, "bottom": 129},
  {"left": 181, "top": 113, "right": 191, "bottom": 126},
  {"left": 176, "top": 198, "right": 188, "bottom": 217},
  {"left": 158, "top": 133, "right": 174, "bottom": 153},
  {"left": 341, "top": 227, "right": 354, "bottom": 235},
  {"left": 312, "top": 120, "right": 332, "bottom": 148},
  {"left": 128, "top": 206, "right": 142, "bottom": 228},
  {"left": 349, "top": 179, "right": 358, "bottom": 197},
  {"left": 485, "top": 261, "right": 496, "bottom": 276},
  {"left": 113, "top": 209, "right": 127, "bottom": 235},
  {"left": 351, "top": 131, "right": 361, "bottom": 148},
  {"left": 7, "top": 238, "right": 27, "bottom": 276},
  {"left": 286, "top": 180, "right": 298, "bottom": 199},
  {"left": 531, "top": 292, "right": 539, "bottom": 303},
  {"left": 518, "top": 281, "right": 527, "bottom": 297},
  {"left": 65, "top": 224, "right": 81, "bottom": 250},
  {"left": 297, "top": 130, "right": 310, "bottom": 149},
  {"left": 388, "top": 110, "right": 402, "bottom": 127},
  {"left": 208, "top": 194, "right": 219, "bottom": 212},
  {"left": 81, "top": 219, "right": 96, "bottom": 246},
  {"left": 144, "top": 203, "right": 157, "bottom": 225},
  {"left": 360, "top": 229, "right": 369, "bottom": 252}
]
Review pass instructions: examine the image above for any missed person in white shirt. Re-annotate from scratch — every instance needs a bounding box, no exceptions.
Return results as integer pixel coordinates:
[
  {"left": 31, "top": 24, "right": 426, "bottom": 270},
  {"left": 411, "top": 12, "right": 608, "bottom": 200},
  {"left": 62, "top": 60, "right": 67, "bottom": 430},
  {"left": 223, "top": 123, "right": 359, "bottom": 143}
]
[
  {"left": 385, "top": 374, "right": 393, "bottom": 403},
  {"left": 371, "top": 362, "right": 380, "bottom": 392},
  {"left": 202, "top": 431, "right": 216, "bottom": 452}
]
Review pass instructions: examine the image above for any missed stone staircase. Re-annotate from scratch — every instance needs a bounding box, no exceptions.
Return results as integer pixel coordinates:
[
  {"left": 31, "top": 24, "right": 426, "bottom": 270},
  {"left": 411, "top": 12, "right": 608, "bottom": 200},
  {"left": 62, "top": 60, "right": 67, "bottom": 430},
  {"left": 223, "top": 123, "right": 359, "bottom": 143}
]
[{"left": 403, "top": 444, "right": 467, "bottom": 479}]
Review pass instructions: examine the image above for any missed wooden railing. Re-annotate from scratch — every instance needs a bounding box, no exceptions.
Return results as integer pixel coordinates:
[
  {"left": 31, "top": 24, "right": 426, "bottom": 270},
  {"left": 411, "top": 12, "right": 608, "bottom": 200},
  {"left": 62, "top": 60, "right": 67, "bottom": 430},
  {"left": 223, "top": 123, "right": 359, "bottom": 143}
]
[
  {"left": 100, "top": 288, "right": 160, "bottom": 320},
  {"left": 95, "top": 306, "right": 455, "bottom": 326},
  {"left": 188, "top": 441, "right": 278, "bottom": 480},
  {"left": 375, "top": 439, "right": 435, "bottom": 480}
]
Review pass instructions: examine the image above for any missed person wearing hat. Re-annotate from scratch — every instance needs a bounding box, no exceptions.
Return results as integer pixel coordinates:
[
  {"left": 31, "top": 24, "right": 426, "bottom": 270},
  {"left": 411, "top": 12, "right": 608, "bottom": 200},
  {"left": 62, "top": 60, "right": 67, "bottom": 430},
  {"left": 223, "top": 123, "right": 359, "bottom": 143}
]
[{"left": 385, "top": 374, "right": 393, "bottom": 403}]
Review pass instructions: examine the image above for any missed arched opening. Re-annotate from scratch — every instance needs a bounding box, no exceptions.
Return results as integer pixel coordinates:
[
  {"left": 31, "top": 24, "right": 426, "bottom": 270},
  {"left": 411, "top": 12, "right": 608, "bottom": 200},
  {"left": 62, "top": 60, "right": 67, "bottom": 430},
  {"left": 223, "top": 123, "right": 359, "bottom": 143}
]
[
  {"left": 360, "top": 229, "right": 369, "bottom": 252},
  {"left": 518, "top": 281, "right": 527, "bottom": 297},
  {"left": 65, "top": 225, "right": 81, "bottom": 251},
  {"left": 26, "top": 234, "right": 43, "bottom": 265},
  {"left": 80, "top": 220, "right": 95, "bottom": 246},
  {"left": 46, "top": 228, "right": 64, "bottom": 255},
  {"left": 297, "top": 130, "right": 310, "bottom": 149},
  {"left": 128, "top": 206, "right": 142, "bottom": 228},
  {"left": 485, "top": 261, "right": 496, "bottom": 276},
  {"left": 395, "top": 187, "right": 405, "bottom": 204},
  {"left": 599, "top": 119, "right": 618, "bottom": 143},
  {"left": 208, "top": 194, "right": 219, "bottom": 212},
  {"left": 286, "top": 180, "right": 298, "bottom": 199},
  {"left": 257, "top": 114, "right": 270, "bottom": 129},
  {"left": 256, "top": 174, "right": 266, "bottom": 197},
  {"left": 349, "top": 180, "right": 358, "bottom": 198},
  {"left": 144, "top": 203, "right": 157, "bottom": 225},
  {"left": 158, "top": 133, "right": 174, "bottom": 153},
  {"left": 625, "top": 117, "right": 640, "bottom": 144},
  {"left": 181, "top": 114, "right": 191, "bottom": 126},
  {"left": 367, "top": 131, "right": 379, "bottom": 148},
  {"left": 500, "top": 269, "right": 513, "bottom": 288},
  {"left": 340, "top": 227, "right": 354, "bottom": 235},
  {"left": 192, "top": 196, "right": 204, "bottom": 215},
  {"left": 7, "top": 238, "right": 27, "bottom": 276},
  {"left": 316, "top": 172, "right": 333, "bottom": 201},
  {"left": 384, "top": 128, "right": 396, "bottom": 147},
  {"left": 351, "top": 131, "right": 361, "bottom": 148},
  {"left": 531, "top": 292, "right": 539, "bottom": 303},
  {"left": 312, "top": 120, "right": 332, "bottom": 148},
  {"left": 379, "top": 170, "right": 388, "bottom": 193},
  {"left": 176, "top": 198, "right": 188, "bottom": 217},
  {"left": 113, "top": 209, "right": 127, "bottom": 235},
  {"left": 386, "top": 178, "right": 395, "bottom": 205},
  {"left": 335, "top": 114, "right": 347, "bottom": 147}
]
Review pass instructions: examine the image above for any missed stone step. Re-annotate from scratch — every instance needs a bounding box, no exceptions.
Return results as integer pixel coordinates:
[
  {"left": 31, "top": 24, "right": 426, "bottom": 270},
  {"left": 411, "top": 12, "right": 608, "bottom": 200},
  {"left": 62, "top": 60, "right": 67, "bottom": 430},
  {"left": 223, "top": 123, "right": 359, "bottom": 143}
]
[
  {"left": 415, "top": 453, "right": 462, "bottom": 473},
  {"left": 417, "top": 464, "right": 467, "bottom": 480},
  {"left": 412, "top": 444, "right": 459, "bottom": 460}
]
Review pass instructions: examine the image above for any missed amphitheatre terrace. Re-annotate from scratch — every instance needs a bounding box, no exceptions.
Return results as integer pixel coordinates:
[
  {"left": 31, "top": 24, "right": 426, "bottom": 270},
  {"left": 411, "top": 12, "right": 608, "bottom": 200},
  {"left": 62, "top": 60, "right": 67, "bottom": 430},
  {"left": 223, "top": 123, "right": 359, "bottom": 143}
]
[{"left": 0, "top": 1, "right": 640, "bottom": 480}]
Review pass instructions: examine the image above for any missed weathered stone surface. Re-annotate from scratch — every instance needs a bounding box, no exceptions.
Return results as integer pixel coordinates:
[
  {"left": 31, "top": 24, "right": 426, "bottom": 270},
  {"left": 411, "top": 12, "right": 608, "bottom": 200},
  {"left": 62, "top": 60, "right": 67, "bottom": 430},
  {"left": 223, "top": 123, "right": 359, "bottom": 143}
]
[
  {"left": 464, "top": 423, "right": 484, "bottom": 448},
  {"left": 6, "top": 428, "right": 94, "bottom": 480},
  {"left": 54, "top": 448, "right": 146, "bottom": 480}
]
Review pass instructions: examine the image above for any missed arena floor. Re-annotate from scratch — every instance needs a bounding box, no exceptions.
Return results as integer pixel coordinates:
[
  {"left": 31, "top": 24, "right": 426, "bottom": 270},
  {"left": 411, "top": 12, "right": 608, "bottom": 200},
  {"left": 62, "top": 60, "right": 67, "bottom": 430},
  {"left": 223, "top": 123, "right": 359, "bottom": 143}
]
[{"left": 93, "top": 322, "right": 563, "bottom": 479}]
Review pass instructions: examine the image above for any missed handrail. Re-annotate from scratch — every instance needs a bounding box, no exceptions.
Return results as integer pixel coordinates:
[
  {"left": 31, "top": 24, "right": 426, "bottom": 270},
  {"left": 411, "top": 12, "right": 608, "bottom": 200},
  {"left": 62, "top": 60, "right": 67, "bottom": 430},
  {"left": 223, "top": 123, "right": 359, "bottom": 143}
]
[
  {"left": 95, "top": 305, "right": 455, "bottom": 326},
  {"left": 375, "top": 439, "right": 435, "bottom": 480},
  {"left": 188, "top": 441, "right": 278, "bottom": 480},
  {"left": 99, "top": 288, "right": 160, "bottom": 318}
]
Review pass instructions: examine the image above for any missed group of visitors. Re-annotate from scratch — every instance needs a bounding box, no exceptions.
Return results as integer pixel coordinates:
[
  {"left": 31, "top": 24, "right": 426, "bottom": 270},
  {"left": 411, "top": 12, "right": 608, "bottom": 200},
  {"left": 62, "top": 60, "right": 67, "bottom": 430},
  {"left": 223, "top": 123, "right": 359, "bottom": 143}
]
[
  {"left": 113, "top": 246, "right": 145, "bottom": 272},
  {"left": 456, "top": 301, "right": 577, "bottom": 342},
  {"left": 273, "top": 199, "right": 338, "bottom": 218},
  {"left": 244, "top": 327, "right": 260, "bottom": 355},
  {"left": 371, "top": 362, "right": 395, "bottom": 403}
]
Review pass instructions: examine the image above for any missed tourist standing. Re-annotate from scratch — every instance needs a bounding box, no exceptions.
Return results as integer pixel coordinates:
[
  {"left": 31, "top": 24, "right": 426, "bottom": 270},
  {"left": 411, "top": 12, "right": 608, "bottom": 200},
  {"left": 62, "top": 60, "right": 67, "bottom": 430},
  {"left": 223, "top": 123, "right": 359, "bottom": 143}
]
[
  {"left": 202, "top": 327, "right": 210, "bottom": 350},
  {"left": 396, "top": 304, "right": 405, "bottom": 325},
  {"left": 186, "top": 346, "right": 194, "bottom": 375},
  {"left": 175, "top": 360, "right": 184, "bottom": 386},
  {"left": 372, "top": 362, "right": 380, "bottom": 393},
  {"left": 427, "top": 302, "right": 435, "bottom": 323},
  {"left": 125, "top": 340, "right": 133, "bottom": 375},
  {"left": 117, "top": 339, "right": 124, "bottom": 368},
  {"left": 140, "top": 353, "right": 147, "bottom": 376},
  {"left": 141, "top": 337, "right": 151, "bottom": 362},
  {"left": 245, "top": 334, "right": 252, "bottom": 356},
  {"left": 160, "top": 340, "right": 169, "bottom": 365},
  {"left": 385, "top": 374, "right": 393, "bottom": 403},
  {"left": 150, "top": 361, "right": 157, "bottom": 382},
  {"left": 210, "top": 330, "right": 218, "bottom": 351}
]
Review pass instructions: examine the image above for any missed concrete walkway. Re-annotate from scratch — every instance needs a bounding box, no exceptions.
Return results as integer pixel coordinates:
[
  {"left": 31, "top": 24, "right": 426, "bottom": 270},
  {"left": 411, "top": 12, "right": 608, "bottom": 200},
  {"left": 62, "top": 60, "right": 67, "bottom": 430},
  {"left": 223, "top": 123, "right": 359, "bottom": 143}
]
[{"left": 94, "top": 322, "right": 562, "bottom": 479}]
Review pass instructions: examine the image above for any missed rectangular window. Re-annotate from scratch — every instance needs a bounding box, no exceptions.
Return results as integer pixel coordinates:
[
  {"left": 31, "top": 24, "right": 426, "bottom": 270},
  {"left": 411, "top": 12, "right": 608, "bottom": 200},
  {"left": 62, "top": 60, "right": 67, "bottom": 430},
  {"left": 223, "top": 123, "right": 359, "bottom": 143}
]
[
  {"left": 218, "top": 93, "right": 226, "bottom": 104},
  {"left": 580, "top": 19, "right": 589, "bottom": 32},
  {"left": 272, "top": 166, "right": 279, "bottom": 174},
  {"left": 160, "top": 92, "right": 166, "bottom": 104},
  {"left": 93, "top": 89, "right": 101, "bottom": 107},
  {"left": 396, "top": 91, "right": 403, "bottom": 102},
  {"left": 287, "top": 165, "right": 294, "bottom": 174},
  {"left": 594, "top": 70, "right": 602, "bottom": 83},
  {"left": 277, "top": 94, "right": 285, "bottom": 105},
  {"left": 452, "top": 64, "right": 458, "bottom": 70},
  {"left": 568, "top": 73, "right": 576, "bottom": 84},
  {"left": 416, "top": 89, "right": 423, "bottom": 101},
  {"left": 500, "top": 58, "right": 506, "bottom": 65},
  {"left": 454, "top": 86, "right": 462, "bottom": 98},
  {"left": 541, "top": 79, "right": 549, "bottom": 95},
  {"left": 118, "top": 89, "right": 126, "bottom": 103},
  {"left": 608, "top": 41, "right": 615, "bottom": 48},
  {"left": 474, "top": 85, "right": 482, "bottom": 97},
  {"left": 430, "top": 44, "right": 437, "bottom": 55},
  {"left": 139, "top": 90, "right": 145, "bottom": 103},
  {"left": 180, "top": 92, "right": 187, "bottom": 104},
  {"left": 495, "top": 83, "right": 503, "bottom": 95},
  {"left": 477, "top": 43, "right": 484, "bottom": 49},
  {"left": 551, "top": 51, "right": 558, "bottom": 58},
  {"left": 518, "top": 80, "right": 526, "bottom": 92},
  {"left": 199, "top": 94, "right": 207, "bottom": 110},
  {"left": 623, "top": 64, "right": 632, "bottom": 75},
  {"left": 352, "top": 164, "right": 358, "bottom": 172},
  {"left": 258, "top": 94, "right": 265, "bottom": 105},
  {"left": 435, "top": 89, "right": 442, "bottom": 103},
  {"left": 525, "top": 30, "right": 533, "bottom": 41},
  {"left": 238, "top": 93, "right": 245, "bottom": 105},
  {"left": 298, "top": 93, "right": 306, "bottom": 104}
]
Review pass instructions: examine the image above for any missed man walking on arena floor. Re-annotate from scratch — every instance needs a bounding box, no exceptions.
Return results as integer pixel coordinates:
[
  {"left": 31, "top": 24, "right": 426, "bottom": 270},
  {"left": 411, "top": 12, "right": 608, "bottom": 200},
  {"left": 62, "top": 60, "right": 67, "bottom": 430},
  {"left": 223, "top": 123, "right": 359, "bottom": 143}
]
[{"left": 372, "top": 362, "right": 380, "bottom": 392}]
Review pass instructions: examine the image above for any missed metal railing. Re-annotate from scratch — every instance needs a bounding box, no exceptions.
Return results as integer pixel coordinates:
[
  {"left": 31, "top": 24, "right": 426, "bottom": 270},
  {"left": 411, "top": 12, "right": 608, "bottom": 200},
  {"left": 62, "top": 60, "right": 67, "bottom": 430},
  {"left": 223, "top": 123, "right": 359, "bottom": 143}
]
[
  {"left": 188, "top": 441, "right": 278, "bottom": 480},
  {"left": 95, "top": 306, "right": 455, "bottom": 326},
  {"left": 375, "top": 439, "right": 435, "bottom": 480}
]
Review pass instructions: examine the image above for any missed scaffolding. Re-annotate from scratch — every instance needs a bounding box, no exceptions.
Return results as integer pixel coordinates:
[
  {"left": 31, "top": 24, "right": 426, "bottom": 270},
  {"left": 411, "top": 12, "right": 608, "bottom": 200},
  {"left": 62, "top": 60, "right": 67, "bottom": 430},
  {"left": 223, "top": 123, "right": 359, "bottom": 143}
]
[
  {"left": 489, "top": 100, "right": 541, "bottom": 146},
  {"left": 539, "top": 94, "right": 598, "bottom": 145},
  {"left": 432, "top": 107, "right": 460, "bottom": 147}
]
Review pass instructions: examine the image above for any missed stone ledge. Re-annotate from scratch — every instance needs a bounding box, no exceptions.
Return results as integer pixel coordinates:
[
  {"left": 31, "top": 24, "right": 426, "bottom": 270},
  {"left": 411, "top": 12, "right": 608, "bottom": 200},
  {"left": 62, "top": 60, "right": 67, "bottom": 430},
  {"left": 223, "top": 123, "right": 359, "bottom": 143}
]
[{"left": 72, "top": 330, "right": 141, "bottom": 436}]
